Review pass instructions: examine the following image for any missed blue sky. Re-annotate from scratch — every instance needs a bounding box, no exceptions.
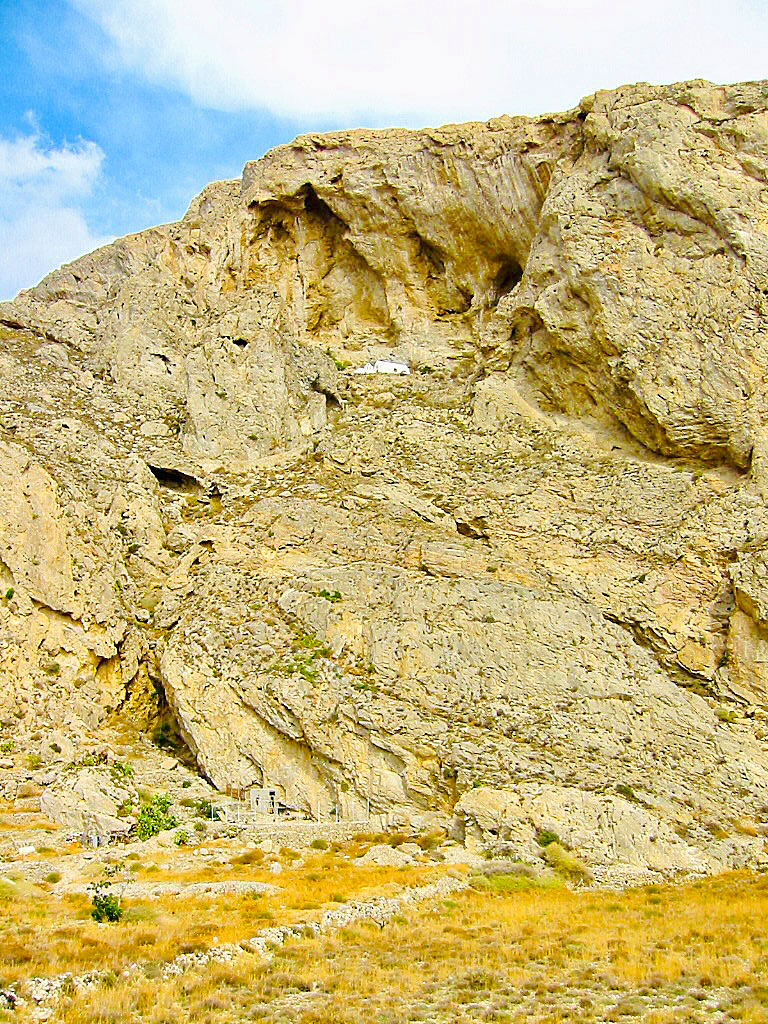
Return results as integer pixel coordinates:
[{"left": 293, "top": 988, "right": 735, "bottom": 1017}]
[{"left": 1, "top": 0, "right": 767, "bottom": 299}]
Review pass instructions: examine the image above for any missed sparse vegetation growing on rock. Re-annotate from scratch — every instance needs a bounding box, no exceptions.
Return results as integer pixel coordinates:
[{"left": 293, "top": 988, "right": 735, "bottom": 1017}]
[{"left": 136, "top": 794, "right": 178, "bottom": 841}]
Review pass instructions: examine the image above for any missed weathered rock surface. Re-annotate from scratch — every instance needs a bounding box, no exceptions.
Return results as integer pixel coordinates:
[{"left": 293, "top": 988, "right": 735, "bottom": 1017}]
[
  {"left": 2, "top": 79, "right": 768, "bottom": 877},
  {"left": 39, "top": 768, "right": 134, "bottom": 835}
]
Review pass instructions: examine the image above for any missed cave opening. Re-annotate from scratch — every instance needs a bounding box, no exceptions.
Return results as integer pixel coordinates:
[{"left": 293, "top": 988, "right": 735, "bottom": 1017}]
[
  {"left": 300, "top": 183, "right": 338, "bottom": 225},
  {"left": 146, "top": 463, "right": 202, "bottom": 494},
  {"left": 491, "top": 259, "right": 524, "bottom": 305}
]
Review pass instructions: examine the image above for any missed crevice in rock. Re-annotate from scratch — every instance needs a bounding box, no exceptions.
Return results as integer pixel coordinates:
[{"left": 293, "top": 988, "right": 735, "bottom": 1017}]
[
  {"left": 146, "top": 463, "right": 203, "bottom": 494},
  {"left": 151, "top": 352, "right": 174, "bottom": 375},
  {"left": 146, "top": 667, "right": 199, "bottom": 768},
  {"left": 455, "top": 518, "right": 490, "bottom": 542},
  {"left": 0, "top": 317, "right": 66, "bottom": 347},
  {"left": 311, "top": 378, "right": 343, "bottom": 411},
  {"left": 0, "top": 556, "right": 17, "bottom": 593},
  {"left": 602, "top": 611, "right": 719, "bottom": 698},
  {"left": 413, "top": 233, "right": 446, "bottom": 278}
]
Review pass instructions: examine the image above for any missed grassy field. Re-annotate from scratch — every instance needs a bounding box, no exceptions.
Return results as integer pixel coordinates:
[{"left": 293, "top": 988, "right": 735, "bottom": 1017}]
[
  {"left": 4, "top": 864, "right": 768, "bottom": 1023},
  {"left": 0, "top": 846, "right": 440, "bottom": 986}
]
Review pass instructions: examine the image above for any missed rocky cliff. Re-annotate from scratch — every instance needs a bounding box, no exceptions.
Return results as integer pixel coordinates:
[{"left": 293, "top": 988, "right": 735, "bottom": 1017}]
[{"left": 3, "top": 79, "right": 768, "bottom": 879}]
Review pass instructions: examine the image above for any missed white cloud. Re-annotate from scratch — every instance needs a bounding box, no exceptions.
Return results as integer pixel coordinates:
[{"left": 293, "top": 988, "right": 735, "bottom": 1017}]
[
  {"left": 73, "top": 0, "right": 768, "bottom": 124},
  {"left": 0, "top": 133, "right": 113, "bottom": 301}
]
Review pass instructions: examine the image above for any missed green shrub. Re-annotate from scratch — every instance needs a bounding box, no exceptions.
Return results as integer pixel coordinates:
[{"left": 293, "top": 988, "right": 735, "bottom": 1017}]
[
  {"left": 90, "top": 883, "right": 122, "bottom": 923},
  {"left": 196, "top": 798, "right": 221, "bottom": 820},
  {"left": 715, "top": 707, "right": 737, "bottom": 724},
  {"left": 174, "top": 830, "right": 189, "bottom": 847},
  {"left": 4, "top": 588, "right": 14, "bottom": 600},
  {"left": 310, "top": 839, "right": 328, "bottom": 850},
  {"left": 535, "top": 828, "right": 561, "bottom": 848},
  {"left": 0, "top": 740, "right": 13, "bottom": 753},
  {"left": 615, "top": 783, "right": 637, "bottom": 801},
  {"left": 111, "top": 761, "right": 135, "bottom": 780},
  {"left": 136, "top": 794, "right": 178, "bottom": 841},
  {"left": 44, "top": 871, "right": 61, "bottom": 884}
]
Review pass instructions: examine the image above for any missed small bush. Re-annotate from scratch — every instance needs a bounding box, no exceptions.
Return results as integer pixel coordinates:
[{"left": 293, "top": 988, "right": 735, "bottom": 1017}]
[
  {"left": 136, "top": 793, "right": 178, "bottom": 841},
  {"left": 174, "top": 830, "right": 189, "bottom": 846},
  {"left": 535, "top": 828, "right": 561, "bottom": 848},
  {"left": 196, "top": 798, "right": 221, "bottom": 820},
  {"left": 0, "top": 740, "right": 13, "bottom": 753},
  {"left": 232, "top": 850, "right": 264, "bottom": 865},
  {"left": 715, "top": 707, "right": 737, "bottom": 724},
  {"left": 542, "top": 842, "right": 593, "bottom": 884},
  {"left": 90, "top": 884, "right": 122, "bottom": 923},
  {"left": 310, "top": 839, "right": 328, "bottom": 850},
  {"left": 417, "top": 830, "right": 444, "bottom": 851},
  {"left": 470, "top": 871, "right": 562, "bottom": 894},
  {"left": 44, "top": 871, "right": 61, "bottom": 884}
]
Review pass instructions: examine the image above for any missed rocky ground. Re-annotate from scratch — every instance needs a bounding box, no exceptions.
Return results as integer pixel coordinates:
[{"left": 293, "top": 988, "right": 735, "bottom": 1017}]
[{"left": 1, "top": 726, "right": 767, "bottom": 1022}]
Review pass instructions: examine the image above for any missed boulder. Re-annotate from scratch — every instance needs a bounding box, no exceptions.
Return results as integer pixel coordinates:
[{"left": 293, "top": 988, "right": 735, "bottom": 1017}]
[
  {"left": 39, "top": 769, "right": 134, "bottom": 835},
  {"left": 358, "top": 844, "right": 415, "bottom": 868}
]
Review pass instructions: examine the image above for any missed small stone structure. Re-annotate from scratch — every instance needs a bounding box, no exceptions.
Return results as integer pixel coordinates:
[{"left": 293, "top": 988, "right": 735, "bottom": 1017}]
[
  {"left": 352, "top": 359, "right": 410, "bottom": 375},
  {"left": 249, "top": 787, "right": 278, "bottom": 815}
]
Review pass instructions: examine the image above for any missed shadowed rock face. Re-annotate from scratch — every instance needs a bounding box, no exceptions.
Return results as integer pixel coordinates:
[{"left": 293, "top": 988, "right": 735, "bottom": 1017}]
[{"left": 3, "top": 79, "right": 768, "bottom": 878}]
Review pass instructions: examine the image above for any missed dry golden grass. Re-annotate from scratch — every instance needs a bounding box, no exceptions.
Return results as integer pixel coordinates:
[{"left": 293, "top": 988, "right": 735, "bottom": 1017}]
[
  {"left": 0, "top": 848, "right": 440, "bottom": 986},
  {"left": 10, "top": 871, "right": 768, "bottom": 1024}
]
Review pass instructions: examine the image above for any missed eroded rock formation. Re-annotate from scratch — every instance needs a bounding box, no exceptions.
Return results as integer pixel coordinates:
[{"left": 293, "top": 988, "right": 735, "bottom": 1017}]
[{"left": 3, "top": 79, "right": 768, "bottom": 877}]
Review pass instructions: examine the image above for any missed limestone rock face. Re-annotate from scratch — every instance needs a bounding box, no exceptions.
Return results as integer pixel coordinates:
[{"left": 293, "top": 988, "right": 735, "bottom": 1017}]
[
  {"left": 3, "top": 79, "right": 768, "bottom": 877},
  {"left": 39, "top": 769, "right": 135, "bottom": 836}
]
